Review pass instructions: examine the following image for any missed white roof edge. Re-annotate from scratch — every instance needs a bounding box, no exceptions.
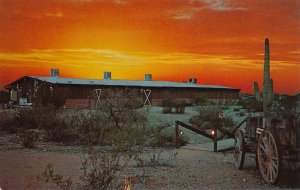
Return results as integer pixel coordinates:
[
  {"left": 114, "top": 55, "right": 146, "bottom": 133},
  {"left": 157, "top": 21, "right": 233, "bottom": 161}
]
[{"left": 28, "top": 76, "right": 240, "bottom": 90}]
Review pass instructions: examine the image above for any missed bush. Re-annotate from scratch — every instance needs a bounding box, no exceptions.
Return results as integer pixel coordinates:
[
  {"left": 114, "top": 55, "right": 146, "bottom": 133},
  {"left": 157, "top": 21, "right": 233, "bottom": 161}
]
[
  {"left": 136, "top": 149, "right": 178, "bottom": 167},
  {"left": 189, "top": 106, "right": 236, "bottom": 131},
  {"left": 68, "top": 89, "right": 148, "bottom": 146},
  {"left": 0, "top": 111, "right": 16, "bottom": 133},
  {"left": 148, "top": 123, "right": 188, "bottom": 147},
  {"left": 161, "top": 98, "right": 187, "bottom": 114},
  {"left": 14, "top": 108, "right": 40, "bottom": 130},
  {"left": 38, "top": 164, "right": 72, "bottom": 190},
  {"left": 19, "top": 129, "right": 40, "bottom": 148},
  {"left": 79, "top": 148, "right": 124, "bottom": 190},
  {"left": 239, "top": 98, "right": 263, "bottom": 112},
  {"left": 161, "top": 98, "right": 174, "bottom": 113},
  {"left": 272, "top": 95, "right": 299, "bottom": 118},
  {"left": 173, "top": 100, "right": 187, "bottom": 113},
  {"left": 14, "top": 105, "right": 77, "bottom": 143}
]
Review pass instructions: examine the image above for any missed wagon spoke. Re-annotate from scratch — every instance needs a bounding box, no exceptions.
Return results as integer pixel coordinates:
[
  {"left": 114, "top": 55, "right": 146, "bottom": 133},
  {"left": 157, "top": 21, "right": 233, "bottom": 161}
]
[
  {"left": 262, "top": 161, "right": 268, "bottom": 170},
  {"left": 272, "top": 161, "right": 278, "bottom": 172},
  {"left": 270, "top": 166, "right": 275, "bottom": 181},
  {"left": 260, "top": 144, "right": 266, "bottom": 153},
  {"left": 268, "top": 133, "right": 272, "bottom": 149},
  {"left": 271, "top": 156, "right": 278, "bottom": 163},
  {"left": 262, "top": 136, "right": 268, "bottom": 151},
  {"left": 267, "top": 165, "right": 271, "bottom": 180}
]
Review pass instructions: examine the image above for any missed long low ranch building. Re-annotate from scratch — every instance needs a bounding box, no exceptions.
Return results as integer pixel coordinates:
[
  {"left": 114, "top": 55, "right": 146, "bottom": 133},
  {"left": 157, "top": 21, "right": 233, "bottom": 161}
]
[{"left": 5, "top": 71, "right": 240, "bottom": 108}]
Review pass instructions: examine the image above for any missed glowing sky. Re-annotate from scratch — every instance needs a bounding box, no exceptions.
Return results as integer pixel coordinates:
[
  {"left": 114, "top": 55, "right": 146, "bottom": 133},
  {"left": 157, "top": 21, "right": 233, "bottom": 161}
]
[{"left": 0, "top": 0, "right": 299, "bottom": 94}]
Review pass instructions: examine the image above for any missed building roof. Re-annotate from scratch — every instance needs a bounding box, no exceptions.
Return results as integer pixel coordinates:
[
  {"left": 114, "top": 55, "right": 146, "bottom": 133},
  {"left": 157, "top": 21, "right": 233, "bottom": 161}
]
[{"left": 6, "top": 76, "right": 240, "bottom": 91}]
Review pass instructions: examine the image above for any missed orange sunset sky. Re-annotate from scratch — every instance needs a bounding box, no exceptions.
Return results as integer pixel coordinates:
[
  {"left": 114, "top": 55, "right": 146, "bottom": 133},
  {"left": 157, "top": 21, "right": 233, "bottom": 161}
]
[{"left": 0, "top": 0, "right": 299, "bottom": 94}]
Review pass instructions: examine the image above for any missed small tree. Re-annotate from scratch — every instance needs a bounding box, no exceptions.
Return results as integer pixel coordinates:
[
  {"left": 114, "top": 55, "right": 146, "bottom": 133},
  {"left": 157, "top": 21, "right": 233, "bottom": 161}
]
[{"left": 161, "top": 96, "right": 187, "bottom": 114}]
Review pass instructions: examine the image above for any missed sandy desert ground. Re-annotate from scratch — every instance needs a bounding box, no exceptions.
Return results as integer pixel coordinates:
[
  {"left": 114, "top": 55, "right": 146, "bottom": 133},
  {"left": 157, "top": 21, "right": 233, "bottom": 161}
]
[{"left": 0, "top": 106, "right": 299, "bottom": 189}]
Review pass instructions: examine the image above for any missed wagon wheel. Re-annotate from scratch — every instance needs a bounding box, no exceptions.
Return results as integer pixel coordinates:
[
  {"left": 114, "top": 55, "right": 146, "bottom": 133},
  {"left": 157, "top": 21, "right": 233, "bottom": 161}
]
[
  {"left": 257, "top": 130, "right": 281, "bottom": 184},
  {"left": 234, "top": 130, "right": 246, "bottom": 170}
]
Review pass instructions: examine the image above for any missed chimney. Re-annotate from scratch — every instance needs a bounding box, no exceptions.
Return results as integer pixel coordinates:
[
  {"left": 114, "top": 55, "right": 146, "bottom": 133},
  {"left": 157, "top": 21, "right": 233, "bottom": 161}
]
[
  {"left": 103, "top": 72, "right": 111, "bottom": 79},
  {"left": 144, "top": 74, "right": 152, "bottom": 81},
  {"left": 188, "top": 78, "right": 197, "bottom": 84},
  {"left": 50, "top": 69, "right": 59, "bottom": 77}
]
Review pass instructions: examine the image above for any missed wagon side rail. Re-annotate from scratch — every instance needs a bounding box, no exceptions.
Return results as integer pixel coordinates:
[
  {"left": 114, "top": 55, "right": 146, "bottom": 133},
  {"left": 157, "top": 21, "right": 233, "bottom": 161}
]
[{"left": 175, "top": 120, "right": 214, "bottom": 140}]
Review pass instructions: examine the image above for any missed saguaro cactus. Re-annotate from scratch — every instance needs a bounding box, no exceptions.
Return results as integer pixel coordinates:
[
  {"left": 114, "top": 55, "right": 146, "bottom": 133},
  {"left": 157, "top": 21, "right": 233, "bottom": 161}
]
[{"left": 253, "top": 38, "right": 274, "bottom": 127}]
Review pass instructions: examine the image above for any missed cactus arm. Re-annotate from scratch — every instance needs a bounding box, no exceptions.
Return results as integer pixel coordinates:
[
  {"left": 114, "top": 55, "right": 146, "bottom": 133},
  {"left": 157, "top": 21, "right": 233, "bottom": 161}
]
[{"left": 253, "top": 81, "right": 262, "bottom": 101}]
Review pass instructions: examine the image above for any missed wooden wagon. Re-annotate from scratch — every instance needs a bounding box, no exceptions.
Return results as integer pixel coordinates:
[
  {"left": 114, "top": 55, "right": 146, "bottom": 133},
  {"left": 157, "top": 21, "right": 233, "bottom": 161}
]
[{"left": 233, "top": 114, "right": 300, "bottom": 184}]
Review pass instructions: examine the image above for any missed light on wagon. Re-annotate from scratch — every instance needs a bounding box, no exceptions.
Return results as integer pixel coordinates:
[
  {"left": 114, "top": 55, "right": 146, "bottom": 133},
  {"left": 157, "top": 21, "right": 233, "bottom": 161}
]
[
  {"left": 180, "top": 131, "right": 183, "bottom": 135},
  {"left": 211, "top": 130, "right": 215, "bottom": 136}
]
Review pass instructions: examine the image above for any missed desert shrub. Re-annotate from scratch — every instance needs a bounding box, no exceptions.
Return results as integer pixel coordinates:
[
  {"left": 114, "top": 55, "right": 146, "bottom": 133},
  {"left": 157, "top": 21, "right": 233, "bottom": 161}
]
[
  {"left": 19, "top": 129, "right": 40, "bottom": 148},
  {"left": 68, "top": 111, "right": 106, "bottom": 145},
  {"left": 14, "top": 108, "right": 40, "bottom": 130},
  {"left": 78, "top": 148, "right": 125, "bottom": 190},
  {"left": 47, "top": 118, "right": 78, "bottom": 143},
  {"left": 148, "top": 123, "right": 188, "bottom": 147},
  {"left": 189, "top": 106, "right": 236, "bottom": 132},
  {"left": 239, "top": 98, "right": 263, "bottom": 112},
  {"left": 14, "top": 105, "right": 59, "bottom": 130},
  {"left": 68, "top": 89, "right": 147, "bottom": 146},
  {"left": 161, "top": 98, "right": 174, "bottom": 113},
  {"left": 161, "top": 98, "right": 187, "bottom": 114},
  {"left": 14, "top": 105, "right": 76, "bottom": 142},
  {"left": 0, "top": 111, "right": 16, "bottom": 133},
  {"left": 173, "top": 100, "right": 187, "bottom": 113},
  {"left": 99, "top": 88, "right": 146, "bottom": 128},
  {"left": 38, "top": 164, "right": 72, "bottom": 190},
  {"left": 136, "top": 149, "right": 178, "bottom": 167},
  {"left": 272, "top": 95, "right": 299, "bottom": 119},
  {"left": 39, "top": 147, "right": 129, "bottom": 190}
]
